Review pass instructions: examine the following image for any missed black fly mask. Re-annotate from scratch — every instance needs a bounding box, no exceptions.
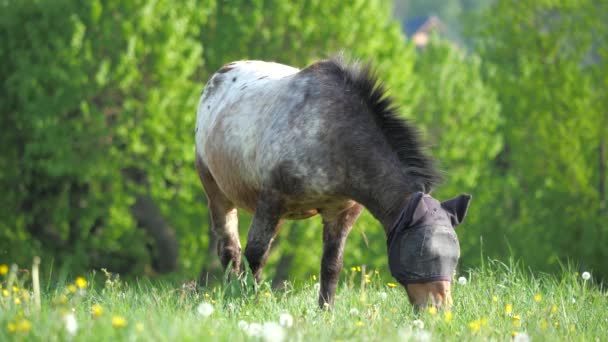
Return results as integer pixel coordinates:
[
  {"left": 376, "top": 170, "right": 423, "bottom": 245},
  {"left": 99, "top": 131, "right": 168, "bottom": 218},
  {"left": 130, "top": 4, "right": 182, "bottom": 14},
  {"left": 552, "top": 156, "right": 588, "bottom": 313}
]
[{"left": 387, "top": 192, "right": 471, "bottom": 285}]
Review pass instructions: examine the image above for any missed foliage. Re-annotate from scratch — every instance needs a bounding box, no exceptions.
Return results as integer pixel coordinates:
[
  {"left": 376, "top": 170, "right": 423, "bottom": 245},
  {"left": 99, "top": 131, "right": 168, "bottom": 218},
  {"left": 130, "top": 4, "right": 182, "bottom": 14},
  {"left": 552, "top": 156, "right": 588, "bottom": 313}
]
[{"left": 1, "top": 260, "right": 607, "bottom": 340}]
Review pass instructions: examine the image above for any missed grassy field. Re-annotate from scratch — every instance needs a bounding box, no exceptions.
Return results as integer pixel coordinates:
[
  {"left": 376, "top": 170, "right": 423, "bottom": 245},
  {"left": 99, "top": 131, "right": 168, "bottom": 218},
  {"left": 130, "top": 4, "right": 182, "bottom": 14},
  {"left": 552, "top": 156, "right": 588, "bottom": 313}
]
[{"left": 1, "top": 260, "right": 606, "bottom": 341}]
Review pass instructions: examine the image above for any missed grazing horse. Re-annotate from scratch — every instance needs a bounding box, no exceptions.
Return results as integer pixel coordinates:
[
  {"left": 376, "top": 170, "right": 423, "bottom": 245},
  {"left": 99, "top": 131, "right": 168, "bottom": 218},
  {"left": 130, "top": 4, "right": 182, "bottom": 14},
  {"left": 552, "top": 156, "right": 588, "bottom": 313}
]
[{"left": 195, "top": 57, "right": 471, "bottom": 308}]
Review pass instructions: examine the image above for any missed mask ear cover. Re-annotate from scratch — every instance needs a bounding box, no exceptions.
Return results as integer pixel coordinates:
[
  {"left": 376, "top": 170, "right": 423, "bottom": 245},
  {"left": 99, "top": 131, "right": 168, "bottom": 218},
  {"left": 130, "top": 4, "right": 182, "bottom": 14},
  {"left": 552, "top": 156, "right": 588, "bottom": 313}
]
[{"left": 440, "top": 194, "right": 472, "bottom": 227}]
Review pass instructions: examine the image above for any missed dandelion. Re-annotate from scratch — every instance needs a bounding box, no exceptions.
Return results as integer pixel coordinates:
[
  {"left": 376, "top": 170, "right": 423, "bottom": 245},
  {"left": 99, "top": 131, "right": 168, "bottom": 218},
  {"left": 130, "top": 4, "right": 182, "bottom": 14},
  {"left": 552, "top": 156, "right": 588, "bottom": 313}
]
[
  {"left": 238, "top": 320, "right": 249, "bottom": 330},
  {"left": 262, "top": 322, "right": 285, "bottom": 342},
  {"left": 245, "top": 322, "right": 262, "bottom": 337},
  {"left": 374, "top": 270, "right": 379, "bottom": 275},
  {"left": 492, "top": 296, "right": 498, "bottom": 302},
  {"left": 582, "top": 272, "right": 591, "bottom": 281},
  {"left": 541, "top": 319, "right": 549, "bottom": 330},
  {"left": 412, "top": 319, "right": 424, "bottom": 330},
  {"left": 513, "top": 332, "right": 531, "bottom": 342},
  {"left": 355, "top": 321, "right": 364, "bottom": 327},
  {"left": 75, "top": 277, "right": 87, "bottom": 289},
  {"left": 468, "top": 318, "right": 487, "bottom": 332},
  {"left": 2, "top": 289, "right": 8, "bottom": 297},
  {"left": 505, "top": 304, "right": 513, "bottom": 314},
  {"left": 112, "top": 316, "right": 128, "bottom": 328},
  {"left": 387, "top": 282, "right": 398, "bottom": 288},
  {"left": 356, "top": 266, "right": 361, "bottom": 272},
  {"left": 379, "top": 291, "right": 388, "bottom": 300},
  {"left": 349, "top": 308, "right": 360, "bottom": 315},
  {"left": 264, "top": 291, "right": 271, "bottom": 298},
  {"left": 444, "top": 311, "right": 452, "bottom": 323},
  {"left": 136, "top": 323, "right": 144, "bottom": 332},
  {"left": 197, "top": 302, "right": 214, "bottom": 317},
  {"left": 313, "top": 283, "right": 320, "bottom": 291},
  {"left": 457, "top": 276, "right": 467, "bottom": 285},
  {"left": 0, "top": 264, "right": 8, "bottom": 276},
  {"left": 534, "top": 294, "right": 542, "bottom": 302},
  {"left": 12, "top": 286, "right": 19, "bottom": 293},
  {"left": 312, "top": 274, "right": 317, "bottom": 281},
  {"left": 14, "top": 297, "right": 21, "bottom": 305},
  {"left": 551, "top": 304, "right": 558, "bottom": 314},
  {"left": 67, "top": 284, "right": 77, "bottom": 294},
  {"left": 63, "top": 313, "right": 78, "bottom": 336},
  {"left": 427, "top": 306, "right": 437, "bottom": 315},
  {"left": 279, "top": 313, "right": 293, "bottom": 328},
  {"left": 91, "top": 304, "right": 103, "bottom": 318},
  {"left": 512, "top": 315, "right": 521, "bottom": 328}
]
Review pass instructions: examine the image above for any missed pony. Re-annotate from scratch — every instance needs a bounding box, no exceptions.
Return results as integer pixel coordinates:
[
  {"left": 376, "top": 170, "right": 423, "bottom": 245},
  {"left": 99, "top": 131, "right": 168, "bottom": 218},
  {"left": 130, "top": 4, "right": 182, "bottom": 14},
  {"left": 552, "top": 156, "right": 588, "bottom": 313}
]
[{"left": 195, "top": 57, "right": 471, "bottom": 308}]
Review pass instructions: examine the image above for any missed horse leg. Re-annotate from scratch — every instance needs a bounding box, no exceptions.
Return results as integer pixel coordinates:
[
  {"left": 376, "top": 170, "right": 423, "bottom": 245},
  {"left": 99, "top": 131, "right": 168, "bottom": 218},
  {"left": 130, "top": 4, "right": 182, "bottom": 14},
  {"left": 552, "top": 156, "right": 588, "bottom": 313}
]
[
  {"left": 196, "top": 156, "right": 241, "bottom": 275},
  {"left": 244, "top": 195, "right": 284, "bottom": 282},
  {"left": 319, "top": 203, "right": 364, "bottom": 308}
]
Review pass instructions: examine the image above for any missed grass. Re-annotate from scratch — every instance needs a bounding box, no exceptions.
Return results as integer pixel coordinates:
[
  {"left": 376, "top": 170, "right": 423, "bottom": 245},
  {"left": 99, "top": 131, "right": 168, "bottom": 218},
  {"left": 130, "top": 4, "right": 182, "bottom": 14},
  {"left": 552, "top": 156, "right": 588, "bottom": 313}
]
[{"left": 1, "top": 260, "right": 607, "bottom": 341}]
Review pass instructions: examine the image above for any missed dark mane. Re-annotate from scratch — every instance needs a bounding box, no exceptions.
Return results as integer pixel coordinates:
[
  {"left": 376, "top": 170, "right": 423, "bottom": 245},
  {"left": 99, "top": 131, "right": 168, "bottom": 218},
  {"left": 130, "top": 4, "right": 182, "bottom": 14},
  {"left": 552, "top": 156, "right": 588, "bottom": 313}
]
[{"left": 326, "top": 57, "right": 442, "bottom": 192}]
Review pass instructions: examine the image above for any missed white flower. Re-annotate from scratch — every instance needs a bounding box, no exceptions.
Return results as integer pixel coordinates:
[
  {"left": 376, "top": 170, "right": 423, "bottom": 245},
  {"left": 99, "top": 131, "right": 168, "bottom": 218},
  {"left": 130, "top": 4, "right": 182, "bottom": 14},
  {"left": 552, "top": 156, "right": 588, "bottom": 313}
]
[
  {"left": 379, "top": 292, "right": 388, "bottom": 300},
  {"left": 196, "top": 302, "right": 214, "bottom": 317},
  {"left": 238, "top": 320, "right": 249, "bottom": 330},
  {"left": 245, "top": 322, "right": 262, "bottom": 337},
  {"left": 349, "top": 308, "right": 360, "bottom": 315},
  {"left": 582, "top": 271, "right": 591, "bottom": 280},
  {"left": 513, "top": 332, "right": 531, "bottom": 342},
  {"left": 63, "top": 313, "right": 78, "bottom": 336},
  {"left": 457, "top": 276, "right": 467, "bottom": 285},
  {"left": 279, "top": 313, "right": 293, "bottom": 328},
  {"left": 412, "top": 319, "right": 424, "bottom": 330},
  {"left": 412, "top": 330, "right": 432, "bottom": 342},
  {"left": 262, "top": 322, "right": 285, "bottom": 342}
]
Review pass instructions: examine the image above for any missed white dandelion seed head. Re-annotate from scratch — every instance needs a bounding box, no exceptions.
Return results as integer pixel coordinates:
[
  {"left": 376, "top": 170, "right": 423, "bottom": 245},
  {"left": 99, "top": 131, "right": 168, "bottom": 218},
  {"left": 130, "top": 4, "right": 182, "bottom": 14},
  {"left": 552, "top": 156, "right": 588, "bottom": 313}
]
[
  {"left": 313, "top": 282, "right": 320, "bottom": 291},
  {"left": 412, "top": 319, "right": 425, "bottom": 330},
  {"left": 349, "top": 308, "right": 360, "bottom": 315},
  {"left": 513, "top": 332, "right": 531, "bottom": 342},
  {"left": 412, "top": 330, "right": 432, "bottom": 342},
  {"left": 238, "top": 320, "right": 249, "bottom": 330},
  {"left": 279, "top": 313, "right": 293, "bottom": 328},
  {"left": 245, "top": 322, "right": 262, "bottom": 337},
  {"left": 457, "top": 276, "right": 467, "bottom": 285},
  {"left": 380, "top": 292, "right": 388, "bottom": 300},
  {"left": 582, "top": 271, "right": 591, "bottom": 280},
  {"left": 262, "top": 322, "right": 285, "bottom": 342},
  {"left": 197, "top": 302, "right": 214, "bottom": 317},
  {"left": 63, "top": 313, "right": 78, "bottom": 336}
]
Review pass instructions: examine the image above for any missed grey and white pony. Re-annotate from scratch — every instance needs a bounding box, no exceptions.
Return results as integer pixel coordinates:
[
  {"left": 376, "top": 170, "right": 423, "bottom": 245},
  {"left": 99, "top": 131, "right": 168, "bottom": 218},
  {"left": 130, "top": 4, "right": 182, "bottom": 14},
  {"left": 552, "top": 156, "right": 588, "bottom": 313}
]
[{"left": 195, "top": 57, "right": 471, "bottom": 308}]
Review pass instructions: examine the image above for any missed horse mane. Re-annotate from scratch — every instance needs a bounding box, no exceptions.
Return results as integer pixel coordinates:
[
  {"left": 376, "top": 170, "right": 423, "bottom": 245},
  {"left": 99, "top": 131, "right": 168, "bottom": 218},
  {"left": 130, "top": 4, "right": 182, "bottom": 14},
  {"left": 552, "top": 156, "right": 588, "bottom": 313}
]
[{"left": 326, "top": 56, "right": 442, "bottom": 192}]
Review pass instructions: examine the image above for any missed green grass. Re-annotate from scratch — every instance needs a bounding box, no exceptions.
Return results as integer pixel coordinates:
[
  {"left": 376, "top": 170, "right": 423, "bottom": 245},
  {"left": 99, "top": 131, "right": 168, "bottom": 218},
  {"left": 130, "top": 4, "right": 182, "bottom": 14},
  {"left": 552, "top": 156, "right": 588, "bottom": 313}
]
[{"left": 1, "top": 260, "right": 607, "bottom": 341}]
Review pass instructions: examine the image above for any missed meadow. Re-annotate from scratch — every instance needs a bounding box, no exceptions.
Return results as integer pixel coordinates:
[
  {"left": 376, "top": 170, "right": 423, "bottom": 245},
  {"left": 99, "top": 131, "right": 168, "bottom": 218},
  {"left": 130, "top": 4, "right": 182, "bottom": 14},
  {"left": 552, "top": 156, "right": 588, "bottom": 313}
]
[{"left": 1, "top": 260, "right": 606, "bottom": 341}]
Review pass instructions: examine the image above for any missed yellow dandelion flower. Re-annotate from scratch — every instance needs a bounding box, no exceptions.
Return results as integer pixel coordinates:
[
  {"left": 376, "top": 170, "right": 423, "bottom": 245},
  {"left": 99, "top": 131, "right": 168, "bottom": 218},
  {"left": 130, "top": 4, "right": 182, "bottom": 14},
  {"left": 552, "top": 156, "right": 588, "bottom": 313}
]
[
  {"left": 512, "top": 315, "right": 521, "bottom": 328},
  {"left": 312, "top": 274, "right": 317, "bottom": 281},
  {"left": 0, "top": 264, "right": 8, "bottom": 276},
  {"left": 551, "top": 304, "right": 558, "bottom": 314},
  {"left": 136, "top": 323, "right": 144, "bottom": 332},
  {"left": 428, "top": 306, "right": 437, "bottom": 315},
  {"left": 387, "top": 283, "right": 398, "bottom": 288},
  {"left": 468, "top": 318, "right": 487, "bottom": 332},
  {"left": 511, "top": 331, "right": 518, "bottom": 337},
  {"left": 365, "top": 278, "right": 371, "bottom": 284},
  {"left": 91, "top": 304, "right": 103, "bottom": 318},
  {"left": 355, "top": 321, "right": 364, "bottom": 327},
  {"left": 7, "top": 322, "right": 16, "bottom": 333},
  {"left": 534, "top": 294, "right": 542, "bottom": 302},
  {"left": 14, "top": 297, "right": 21, "bottom": 305},
  {"left": 541, "top": 319, "right": 549, "bottom": 330},
  {"left": 505, "top": 304, "right": 513, "bottom": 314},
  {"left": 75, "top": 276, "right": 87, "bottom": 289},
  {"left": 12, "top": 286, "right": 19, "bottom": 293},
  {"left": 2, "top": 289, "right": 9, "bottom": 297},
  {"left": 264, "top": 291, "right": 271, "bottom": 298},
  {"left": 112, "top": 316, "right": 128, "bottom": 328},
  {"left": 67, "top": 284, "right": 77, "bottom": 294},
  {"left": 492, "top": 296, "right": 498, "bottom": 302},
  {"left": 15, "top": 319, "right": 32, "bottom": 333},
  {"left": 204, "top": 293, "right": 210, "bottom": 298},
  {"left": 444, "top": 311, "right": 453, "bottom": 323},
  {"left": 356, "top": 266, "right": 361, "bottom": 272}
]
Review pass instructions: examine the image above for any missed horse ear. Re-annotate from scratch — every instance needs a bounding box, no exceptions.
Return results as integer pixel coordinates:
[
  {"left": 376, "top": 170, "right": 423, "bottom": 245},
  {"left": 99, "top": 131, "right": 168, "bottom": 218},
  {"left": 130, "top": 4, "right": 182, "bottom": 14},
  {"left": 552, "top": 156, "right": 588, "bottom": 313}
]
[
  {"left": 441, "top": 194, "right": 472, "bottom": 227},
  {"left": 405, "top": 192, "right": 428, "bottom": 226}
]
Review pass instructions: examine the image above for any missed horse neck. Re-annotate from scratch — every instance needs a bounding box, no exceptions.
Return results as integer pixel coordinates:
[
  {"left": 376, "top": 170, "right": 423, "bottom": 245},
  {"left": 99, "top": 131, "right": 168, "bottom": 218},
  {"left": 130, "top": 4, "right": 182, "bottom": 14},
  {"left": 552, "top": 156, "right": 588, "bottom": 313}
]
[{"left": 351, "top": 168, "right": 414, "bottom": 236}]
